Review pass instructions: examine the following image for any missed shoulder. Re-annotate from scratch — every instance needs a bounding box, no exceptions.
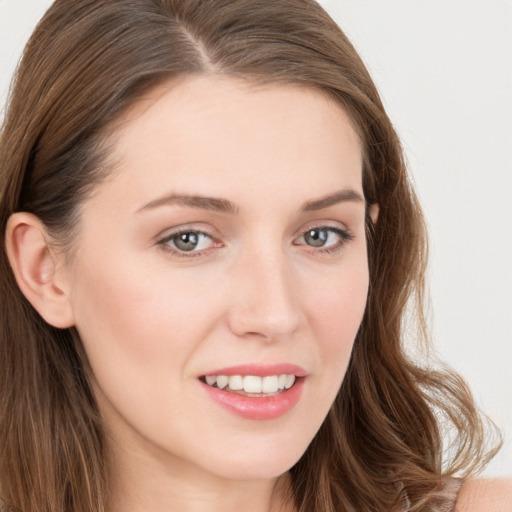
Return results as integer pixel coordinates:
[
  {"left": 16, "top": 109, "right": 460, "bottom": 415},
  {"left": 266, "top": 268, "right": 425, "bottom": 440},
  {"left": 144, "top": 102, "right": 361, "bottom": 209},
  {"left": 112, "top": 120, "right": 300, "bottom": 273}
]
[{"left": 454, "top": 477, "right": 512, "bottom": 512}]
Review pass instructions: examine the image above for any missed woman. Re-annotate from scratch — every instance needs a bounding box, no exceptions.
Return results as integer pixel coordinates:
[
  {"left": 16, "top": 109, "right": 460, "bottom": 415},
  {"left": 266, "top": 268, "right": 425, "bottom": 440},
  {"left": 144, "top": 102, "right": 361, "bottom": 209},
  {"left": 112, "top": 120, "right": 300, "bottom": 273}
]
[{"left": 0, "top": 1, "right": 510, "bottom": 511}]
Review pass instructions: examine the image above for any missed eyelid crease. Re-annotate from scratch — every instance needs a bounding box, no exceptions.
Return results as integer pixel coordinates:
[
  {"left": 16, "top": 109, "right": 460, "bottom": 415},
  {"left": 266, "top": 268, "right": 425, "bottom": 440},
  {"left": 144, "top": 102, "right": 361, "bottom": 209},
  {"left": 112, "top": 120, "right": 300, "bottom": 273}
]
[
  {"left": 294, "top": 226, "right": 354, "bottom": 247},
  {"left": 155, "top": 222, "right": 221, "bottom": 243},
  {"left": 156, "top": 225, "right": 354, "bottom": 260},
  {"left": 157, "top": 227, "right": 218, "bottom": 245},
  {"left": 156, "top": 228, "right": 220, "bottom": 258}
]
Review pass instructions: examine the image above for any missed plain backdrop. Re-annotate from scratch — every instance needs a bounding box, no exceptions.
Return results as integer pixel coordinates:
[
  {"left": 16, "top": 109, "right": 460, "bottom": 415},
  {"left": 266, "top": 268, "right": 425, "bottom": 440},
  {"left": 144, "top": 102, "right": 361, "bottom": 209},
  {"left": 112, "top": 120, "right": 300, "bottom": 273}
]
[{"left": 1, "top": 0, "right": 510, "bottom": 476}]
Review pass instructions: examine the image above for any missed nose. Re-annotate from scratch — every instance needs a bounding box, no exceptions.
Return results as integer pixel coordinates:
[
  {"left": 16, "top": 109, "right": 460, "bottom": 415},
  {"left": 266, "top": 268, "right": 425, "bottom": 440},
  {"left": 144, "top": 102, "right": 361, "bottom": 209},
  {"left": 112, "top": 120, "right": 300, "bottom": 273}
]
[{"left": 226, "top": 245, "right": 301, "bottom": 341}]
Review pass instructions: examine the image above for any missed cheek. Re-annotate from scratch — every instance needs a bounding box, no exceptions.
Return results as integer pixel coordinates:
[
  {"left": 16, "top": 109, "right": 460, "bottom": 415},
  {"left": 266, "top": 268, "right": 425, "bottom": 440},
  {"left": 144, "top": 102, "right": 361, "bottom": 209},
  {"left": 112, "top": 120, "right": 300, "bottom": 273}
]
[
  {"left": 303, "top": 259, "right": 369, "bottom": 382},
  {"left": 69, "top": 253, "right": 225, "bottom": 442},
  {"left": 70, "top": 252, "right": 212, "bottom": 376}
]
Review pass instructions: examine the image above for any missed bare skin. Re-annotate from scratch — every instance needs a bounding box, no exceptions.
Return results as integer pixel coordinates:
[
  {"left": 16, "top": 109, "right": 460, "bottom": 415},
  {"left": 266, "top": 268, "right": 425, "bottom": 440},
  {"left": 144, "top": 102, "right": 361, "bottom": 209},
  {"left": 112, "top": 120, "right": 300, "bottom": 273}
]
[{"left": 457, "top": 478, "right": 512, "bottom": 512}]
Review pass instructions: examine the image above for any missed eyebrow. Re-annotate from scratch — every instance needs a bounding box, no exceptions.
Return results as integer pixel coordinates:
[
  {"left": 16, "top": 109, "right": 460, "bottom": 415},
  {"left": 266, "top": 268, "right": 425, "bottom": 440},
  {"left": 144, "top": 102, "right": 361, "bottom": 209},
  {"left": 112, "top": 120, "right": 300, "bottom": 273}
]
[
  {"left": 137, "top": 188, "right": 364, "bottom": 215},
  {"left": 301, "top": 189, "right": 364, "bottom": 211},
  {"left": 138, "top": 194, "right": 239, "bottom": 215}
]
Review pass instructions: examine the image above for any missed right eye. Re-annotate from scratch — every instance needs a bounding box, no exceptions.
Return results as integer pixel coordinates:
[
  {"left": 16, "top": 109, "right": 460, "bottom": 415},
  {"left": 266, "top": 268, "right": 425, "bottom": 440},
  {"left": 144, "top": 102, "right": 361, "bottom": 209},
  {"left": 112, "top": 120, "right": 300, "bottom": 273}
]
[{"left": 158, "top": 230, "right": 217, "bottom": 256}]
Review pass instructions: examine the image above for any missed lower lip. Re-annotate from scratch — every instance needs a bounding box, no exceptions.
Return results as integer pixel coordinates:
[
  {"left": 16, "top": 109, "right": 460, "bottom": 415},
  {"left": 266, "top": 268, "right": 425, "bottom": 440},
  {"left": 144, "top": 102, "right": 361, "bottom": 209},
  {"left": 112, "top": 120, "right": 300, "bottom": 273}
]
[{"left": 201, "top": 378, "right": 305, "bottom": 420}]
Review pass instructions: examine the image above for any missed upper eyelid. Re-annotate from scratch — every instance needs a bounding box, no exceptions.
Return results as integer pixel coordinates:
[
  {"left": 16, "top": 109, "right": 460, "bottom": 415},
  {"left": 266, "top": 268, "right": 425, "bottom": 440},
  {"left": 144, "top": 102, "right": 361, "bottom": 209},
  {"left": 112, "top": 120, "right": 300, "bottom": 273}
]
[
  {"left": 294, "top": 222, "right": 352, "bottom": 240},
  {"left": 297, "top": 226, "right": 351, "bottom": 237},
  {"left": 160, "top": 218, "right": 350, "bottom": 234},
  {"left": 157, "top": 222, "right": 349, "bottom": 240},
  {"left": 157, "top": 229, "right": 217, "bottom": 250},
  {"left": 160, "top": 229, "right": 212, "bottom": 241},
  {"left": 156, "top": 229, "right": 218, "bottom": 258},
  {"left": 294, "top": 226, "right": 353, "bottom": 246},
  {"left": 296, "top": 218, "right": 350, "bottom": 232},
  {"left": 155, "top": 220, "right": 353, "bottom": 252},
  {"left": 156, "top": 224, "right": 219, "bottom": 242}
]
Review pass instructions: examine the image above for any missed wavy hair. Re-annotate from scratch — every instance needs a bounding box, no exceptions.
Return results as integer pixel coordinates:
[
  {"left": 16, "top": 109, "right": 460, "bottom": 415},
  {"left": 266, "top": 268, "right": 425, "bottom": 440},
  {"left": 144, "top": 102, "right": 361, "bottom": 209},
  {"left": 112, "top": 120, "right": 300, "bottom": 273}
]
[{"left": 0, "top": 1, "right": 499, "bottom": 511}]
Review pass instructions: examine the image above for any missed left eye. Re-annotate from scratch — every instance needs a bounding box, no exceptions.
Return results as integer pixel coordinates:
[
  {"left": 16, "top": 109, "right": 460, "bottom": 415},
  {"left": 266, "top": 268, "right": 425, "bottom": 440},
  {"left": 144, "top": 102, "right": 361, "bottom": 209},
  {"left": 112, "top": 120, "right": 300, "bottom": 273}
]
[
  {"left": 296, "top": 227, "right": 351, "bottom": 249},
  {"left": 161, "top": 230, "right": 213, "bottom": 252}
]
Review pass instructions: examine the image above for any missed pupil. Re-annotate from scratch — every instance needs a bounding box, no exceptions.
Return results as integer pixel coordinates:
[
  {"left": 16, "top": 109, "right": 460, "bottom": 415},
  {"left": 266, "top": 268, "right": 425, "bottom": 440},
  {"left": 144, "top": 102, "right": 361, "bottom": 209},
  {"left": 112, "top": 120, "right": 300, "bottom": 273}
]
[
  {"left": 305, "top": 229, "right": 327, "bottom": 247},
  {"left": 175, "top": 232, "right": 199, "bottom": 251}
]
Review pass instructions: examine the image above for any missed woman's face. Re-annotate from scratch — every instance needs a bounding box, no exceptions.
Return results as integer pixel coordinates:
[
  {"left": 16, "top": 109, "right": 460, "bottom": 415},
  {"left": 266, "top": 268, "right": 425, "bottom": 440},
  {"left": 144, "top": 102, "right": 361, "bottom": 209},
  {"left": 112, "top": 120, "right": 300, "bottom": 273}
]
[{"left": 66, "top": 76, "right": 369, "bottom": 481}]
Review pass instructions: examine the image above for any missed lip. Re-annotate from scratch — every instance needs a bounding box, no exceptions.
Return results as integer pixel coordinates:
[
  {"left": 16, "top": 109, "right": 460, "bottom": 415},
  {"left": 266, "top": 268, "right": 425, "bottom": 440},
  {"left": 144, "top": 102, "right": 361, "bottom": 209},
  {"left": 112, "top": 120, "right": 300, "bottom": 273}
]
[
  {"left": 202, "top": 363, "right": 307, "bottom": 378},
  {"left": 200, "top": 376, "right": 305, "bottom": 420}
]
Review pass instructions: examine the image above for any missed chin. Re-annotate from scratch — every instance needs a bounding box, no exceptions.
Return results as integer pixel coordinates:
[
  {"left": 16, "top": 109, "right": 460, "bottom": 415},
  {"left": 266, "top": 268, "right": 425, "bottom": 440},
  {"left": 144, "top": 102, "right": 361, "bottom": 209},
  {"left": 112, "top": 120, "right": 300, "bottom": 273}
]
[
  {"left": 206, "top": 457, "right": 299, "bottom": 482},
  {"left": 193, "top": 435, "right": 309, "bottom": 481}
]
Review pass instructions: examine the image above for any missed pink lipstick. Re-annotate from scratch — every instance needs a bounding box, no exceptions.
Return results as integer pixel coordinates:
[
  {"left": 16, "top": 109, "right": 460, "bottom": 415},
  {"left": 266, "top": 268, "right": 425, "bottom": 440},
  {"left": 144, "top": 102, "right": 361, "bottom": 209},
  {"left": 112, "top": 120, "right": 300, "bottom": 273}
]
[{"left": 199, "top": 363, "right": 306, "bottom": 420}]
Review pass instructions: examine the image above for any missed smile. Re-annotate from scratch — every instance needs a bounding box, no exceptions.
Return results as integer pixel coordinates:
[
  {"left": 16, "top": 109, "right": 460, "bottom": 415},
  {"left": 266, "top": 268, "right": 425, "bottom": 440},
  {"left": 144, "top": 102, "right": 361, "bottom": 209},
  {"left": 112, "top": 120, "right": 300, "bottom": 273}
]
[
  {"left": 202, "top": 374, "right": 296, "bottom": 395},
  {"left": 199, "top": 365, "right": 306, "bottom": 420}
]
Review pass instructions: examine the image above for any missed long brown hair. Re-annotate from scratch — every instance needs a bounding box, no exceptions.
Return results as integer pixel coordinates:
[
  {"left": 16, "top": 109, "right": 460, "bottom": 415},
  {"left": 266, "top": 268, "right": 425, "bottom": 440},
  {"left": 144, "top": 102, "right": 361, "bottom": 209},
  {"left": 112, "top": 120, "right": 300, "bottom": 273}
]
[{"left": 0, "top": 1, "right": 499, "bottom": 511}]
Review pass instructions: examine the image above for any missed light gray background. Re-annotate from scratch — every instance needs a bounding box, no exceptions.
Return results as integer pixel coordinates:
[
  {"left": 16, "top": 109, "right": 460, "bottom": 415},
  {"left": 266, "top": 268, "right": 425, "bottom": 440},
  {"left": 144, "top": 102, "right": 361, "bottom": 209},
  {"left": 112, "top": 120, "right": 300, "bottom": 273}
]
[{"left": 1, "top": 0, "right": 510, "bottom": 476}]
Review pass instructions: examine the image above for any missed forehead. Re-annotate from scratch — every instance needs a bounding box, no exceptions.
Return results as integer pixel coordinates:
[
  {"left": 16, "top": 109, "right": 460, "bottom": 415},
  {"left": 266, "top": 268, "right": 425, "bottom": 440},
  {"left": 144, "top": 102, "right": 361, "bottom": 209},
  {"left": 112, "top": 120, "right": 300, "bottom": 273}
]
[{"left": 98, "top": 76, "right": 363, "bottom": 212}]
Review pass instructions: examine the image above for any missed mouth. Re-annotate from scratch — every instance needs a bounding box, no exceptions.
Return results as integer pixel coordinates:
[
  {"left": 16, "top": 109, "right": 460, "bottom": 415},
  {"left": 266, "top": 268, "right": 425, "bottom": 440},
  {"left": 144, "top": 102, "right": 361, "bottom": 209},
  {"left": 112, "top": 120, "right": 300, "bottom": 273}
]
[
  {"left": 199, "top": 374, "right": 298, "bottom": 397},
  {"left": 198, "top": 365, "right": 306, "bottom": 420}
]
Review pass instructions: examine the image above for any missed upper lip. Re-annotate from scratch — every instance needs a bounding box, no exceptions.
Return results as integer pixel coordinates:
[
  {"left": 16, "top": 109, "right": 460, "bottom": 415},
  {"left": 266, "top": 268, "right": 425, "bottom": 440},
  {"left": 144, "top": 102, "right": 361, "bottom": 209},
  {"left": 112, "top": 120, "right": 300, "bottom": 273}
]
[{"left": 202, "top": 363, "right": 307, "bottom": 378}]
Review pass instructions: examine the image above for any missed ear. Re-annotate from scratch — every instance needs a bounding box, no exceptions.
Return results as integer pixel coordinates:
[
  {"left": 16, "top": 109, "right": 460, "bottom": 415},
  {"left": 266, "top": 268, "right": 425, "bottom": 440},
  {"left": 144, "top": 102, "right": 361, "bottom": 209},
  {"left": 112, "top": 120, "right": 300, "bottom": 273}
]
[
  {"left": 368, "top": 203, "right": 379, "bottom": 224},
  {"left": 5, "top": 212, "right": 75, "bottom": 328}
]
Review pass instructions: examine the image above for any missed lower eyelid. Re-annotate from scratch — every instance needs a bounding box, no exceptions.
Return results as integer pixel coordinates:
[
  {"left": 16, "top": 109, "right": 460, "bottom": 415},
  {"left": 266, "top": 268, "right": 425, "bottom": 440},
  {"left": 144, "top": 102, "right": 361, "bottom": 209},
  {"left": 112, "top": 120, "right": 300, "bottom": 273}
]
[{"left": 157, "top": 226, "right": 352, "bottom": 258}]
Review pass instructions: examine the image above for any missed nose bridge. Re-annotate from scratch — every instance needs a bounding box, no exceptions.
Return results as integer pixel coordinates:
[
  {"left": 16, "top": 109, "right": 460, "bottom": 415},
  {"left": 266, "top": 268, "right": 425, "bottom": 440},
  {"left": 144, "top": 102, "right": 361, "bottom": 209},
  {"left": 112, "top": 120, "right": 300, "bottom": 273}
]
[{"left": 227, "top": 239, "right": 300, "bottom": 340}]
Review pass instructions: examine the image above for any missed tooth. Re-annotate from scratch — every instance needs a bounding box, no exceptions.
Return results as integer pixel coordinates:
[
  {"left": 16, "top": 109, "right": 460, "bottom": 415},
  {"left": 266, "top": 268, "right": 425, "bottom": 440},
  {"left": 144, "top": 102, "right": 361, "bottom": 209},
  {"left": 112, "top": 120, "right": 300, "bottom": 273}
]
[
  {"left": 228, "top": 375, "right": 243, "bottom": 390},
  {"left": 243, "top": 376, "right": 262, "bottom": 393},
  {"left": 216, "top": 375, "right": 228, "bottom": 389},
  {"left": 284, "top": 375, "right": 295, "bottom": 389},
  {"left": 278, "top": 374, "right": 287, "bottom": 390},
  {"left": 262, "top": 375, "right": 279, "bottom": 393},
  {"left": 205, "top": 376, "right": 217, "bottom": 386}
]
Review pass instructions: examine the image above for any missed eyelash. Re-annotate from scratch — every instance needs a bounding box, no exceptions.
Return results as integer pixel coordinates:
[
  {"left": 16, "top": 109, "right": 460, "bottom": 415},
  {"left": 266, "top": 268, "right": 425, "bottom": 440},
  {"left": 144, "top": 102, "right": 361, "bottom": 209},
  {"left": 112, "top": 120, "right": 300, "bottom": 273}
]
[
  {"left": 156, "top": 225, "right": 354, "bottom": 259},
  {"left": 294, "top": 226, "right": 354, "bottom": 255},
  {"left": 157, "top": 229, "right": 220, "bottom": 259}
]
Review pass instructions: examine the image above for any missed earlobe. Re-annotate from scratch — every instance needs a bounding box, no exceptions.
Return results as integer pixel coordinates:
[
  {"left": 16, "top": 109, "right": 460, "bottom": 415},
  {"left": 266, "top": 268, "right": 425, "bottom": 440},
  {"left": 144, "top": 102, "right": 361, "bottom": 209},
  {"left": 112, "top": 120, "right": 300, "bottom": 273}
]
[{"left": 5, "top": 212, "right": 75, "bottom": 329}]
